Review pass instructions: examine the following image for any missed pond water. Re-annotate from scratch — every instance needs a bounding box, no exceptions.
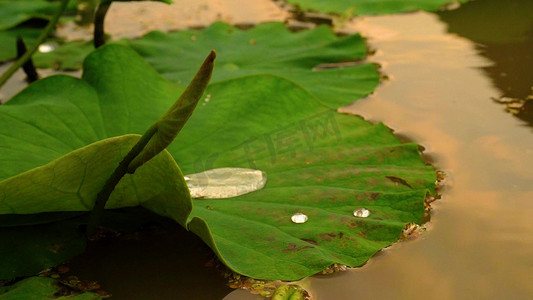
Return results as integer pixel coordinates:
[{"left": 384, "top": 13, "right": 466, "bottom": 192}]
[
  {"left": 228, "top": 0, "right": 533, "bottom": 299},
  {"left": 2, "top": 0, "right": 532, "bottom": 299},
  {"left": 307, "top": 4, "right": 533, "bottom": 300}
]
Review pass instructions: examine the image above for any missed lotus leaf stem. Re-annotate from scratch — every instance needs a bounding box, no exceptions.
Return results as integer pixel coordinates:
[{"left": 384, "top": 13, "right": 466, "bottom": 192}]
[
  {"left": 94, "top": 2, "right": 111, "bottom": 48},
  {"left": 86, "top": 124, "right": 158, "bottom": 237}
]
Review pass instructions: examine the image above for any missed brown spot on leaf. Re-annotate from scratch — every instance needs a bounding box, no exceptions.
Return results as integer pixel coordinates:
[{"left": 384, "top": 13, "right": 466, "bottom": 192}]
[
  {"left": 385, "top": 176, "right": 413, "bottom": 188},
  {"left": 371, "top": 192, "right": 380, "bottom": 200},
  {"left": 282, "top": 243, "right": 314, "bottom": 253},
  {"left": 301, "top": 238, "right": 318, "bottom": 245},
  {"left": 318, "top": 232, "right": 337, "bottom": 241}
]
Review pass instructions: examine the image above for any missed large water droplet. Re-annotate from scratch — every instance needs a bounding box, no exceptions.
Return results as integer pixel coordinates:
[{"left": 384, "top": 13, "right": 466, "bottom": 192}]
[
  {"left": 185, "top": 168, "right": 266, "bottom": 199},
  {"left": 291, "top": 213, "right": 308, "bottom": 224},
  {"left": 353, "top": 208, "right": 370, "bottom": 218}
]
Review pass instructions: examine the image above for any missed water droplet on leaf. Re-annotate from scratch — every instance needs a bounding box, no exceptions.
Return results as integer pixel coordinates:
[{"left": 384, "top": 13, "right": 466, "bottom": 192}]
[
  {"left": 353, "top": 208, "right": 370, "bottom": 218},
  {"left": 291, "top": 213, "right": 308, "bottom": 224},
  {"left": 38, "top": 43, "right": 57, "bottom": 53},
  {"left": 185, "top": 168, "right": 266, "bottom": 199}
]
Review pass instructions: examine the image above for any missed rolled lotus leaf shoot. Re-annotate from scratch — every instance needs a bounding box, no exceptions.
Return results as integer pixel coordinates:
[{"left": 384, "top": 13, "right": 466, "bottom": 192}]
[{"left": 128, "top": 50, "right": 216, "bottom": 172}]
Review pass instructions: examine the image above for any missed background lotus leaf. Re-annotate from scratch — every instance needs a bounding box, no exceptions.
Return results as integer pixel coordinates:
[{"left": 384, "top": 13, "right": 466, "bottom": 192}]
[
  {"left": 285, "top": 0, "right": 469, "bottom": 16},
  {"left": 0, "top": 0, "right": 170, "bottom": 63},
  {"left": 0, "top": 0, "right": 62, "bottom": 30},
  {"left": 120, "top": 22, "right": 380, "bottom": 109},
  {"left": 33, "top": 22, "right": 379, "bottom": 108},
  {"left": 0, "top": 26, "right": 42, "bottom": 63}
]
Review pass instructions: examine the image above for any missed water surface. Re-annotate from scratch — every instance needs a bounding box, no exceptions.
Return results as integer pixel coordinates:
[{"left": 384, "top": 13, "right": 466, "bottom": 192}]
[{"left": 306, "top": 8, "right": 533, "bottom": 300}]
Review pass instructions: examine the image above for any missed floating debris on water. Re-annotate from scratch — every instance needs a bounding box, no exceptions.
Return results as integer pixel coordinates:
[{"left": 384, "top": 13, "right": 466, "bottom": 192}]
[
  {"left": 318, "top": 263, "right": 348, "bottom": 275},
  {"left": 271, "top": 284, "right": 311, "bottom": 300},
  {"left": 291, "top": 213, "right": 308, "bottom": 224},
  {"left": 185, "top": 167, "right": 266, "bottom": 199},
  {"left": 353, "top": 208, "right": 370, "bottom": 218},
  {"left": 401, "top": 223, "right": 426, "bottom": 240},
  {"left": 492, "top": 96, "right": 531, "bottom": 114}
]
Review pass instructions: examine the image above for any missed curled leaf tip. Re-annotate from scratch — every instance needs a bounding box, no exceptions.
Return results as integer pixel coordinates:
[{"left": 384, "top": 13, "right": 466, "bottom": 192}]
[
  {"left": 127, "top": 51, "right": 216, "bottom": 173},
  {"left": 209, "top": 50, "right": 217, "bottom": 61}
]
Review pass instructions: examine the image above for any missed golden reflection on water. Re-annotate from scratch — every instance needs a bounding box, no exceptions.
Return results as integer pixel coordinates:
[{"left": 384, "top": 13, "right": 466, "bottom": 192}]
[{"left": 306, "top": 11, "right": 533, "bottom": 300}]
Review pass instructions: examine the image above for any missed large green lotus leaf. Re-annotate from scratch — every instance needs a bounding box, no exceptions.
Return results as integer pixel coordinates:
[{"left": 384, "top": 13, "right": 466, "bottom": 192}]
[
  {"left": 285, "top": 0, "right": 469, "bottom": 15},
  {"left": 0, "top": 44, "right": 434, "bottom": 281},
  {"left": 0, "top": 276, "right": 101, "bottom": 299},
  {"left": 119, "top": 22, "right": 380, "bottom": 109},
  {"left": 171, "top": 75, "right": 435, "bottom": 280}
]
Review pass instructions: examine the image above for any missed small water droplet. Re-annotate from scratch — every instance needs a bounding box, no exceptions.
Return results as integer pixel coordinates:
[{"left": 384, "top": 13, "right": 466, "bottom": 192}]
[
  {"left": 291, "top": 213, "right": 308, "bottom": 224},
  {"left": 185, "top": 168, "right": 266, "bottom": 199},
  {"left": 202, "top": 94, "right": 212, "bottom": 106},
  {"left": 38, "top": 43, "right": 57, "bottom": 53},
  {"left": 353, "top": 208, "right": 370, "bottom": 218}
]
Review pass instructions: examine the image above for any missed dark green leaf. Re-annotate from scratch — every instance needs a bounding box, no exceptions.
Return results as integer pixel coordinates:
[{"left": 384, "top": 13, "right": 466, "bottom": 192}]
[
  {"left": 0, "top": 215, "right": 87, "bottom": 280},
  {"left": 0, "top": 277, "right": 101, "bottom": 299}
]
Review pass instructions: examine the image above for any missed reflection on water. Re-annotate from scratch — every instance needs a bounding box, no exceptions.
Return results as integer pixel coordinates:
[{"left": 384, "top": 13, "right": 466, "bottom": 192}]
[
  {"left": 437, "top": 0, "right": 533, "bottom": 126},
  {"left": 305, "top": 10, "right": 533, "bottom": 300}
]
